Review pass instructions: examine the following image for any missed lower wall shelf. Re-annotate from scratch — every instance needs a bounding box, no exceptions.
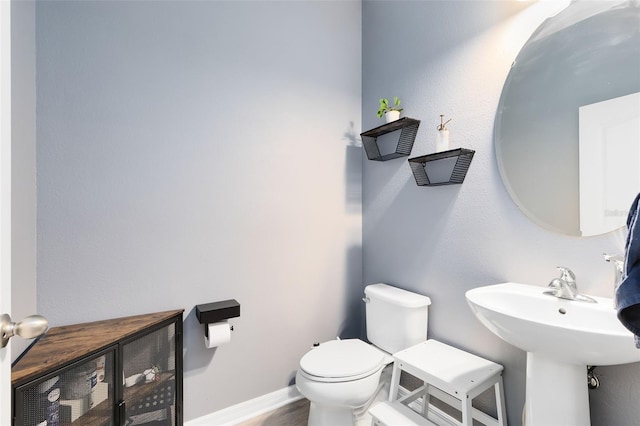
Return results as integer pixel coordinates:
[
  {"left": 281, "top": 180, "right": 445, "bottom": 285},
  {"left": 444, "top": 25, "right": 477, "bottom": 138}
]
[{"left": 408, "top": 148, "right": 475, "bottom": 186}]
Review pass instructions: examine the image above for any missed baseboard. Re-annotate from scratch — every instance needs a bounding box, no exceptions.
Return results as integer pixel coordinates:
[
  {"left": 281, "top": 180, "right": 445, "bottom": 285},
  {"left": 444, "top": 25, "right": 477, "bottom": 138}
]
[{"left": 185, "top": 385, "right": 303, "bottom": 426}]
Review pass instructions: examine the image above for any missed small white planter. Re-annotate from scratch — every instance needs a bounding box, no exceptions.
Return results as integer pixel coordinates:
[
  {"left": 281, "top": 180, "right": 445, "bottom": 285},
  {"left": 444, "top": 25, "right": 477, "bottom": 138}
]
[{"left": 385, "top": 110, "right": 400, "bottom": 123}]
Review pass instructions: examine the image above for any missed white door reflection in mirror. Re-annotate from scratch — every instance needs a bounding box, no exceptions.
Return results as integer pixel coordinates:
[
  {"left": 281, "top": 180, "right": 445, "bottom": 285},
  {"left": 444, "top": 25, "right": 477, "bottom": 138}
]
[{"left": 579, "top": 92, "right": 640, "bottom": 237}]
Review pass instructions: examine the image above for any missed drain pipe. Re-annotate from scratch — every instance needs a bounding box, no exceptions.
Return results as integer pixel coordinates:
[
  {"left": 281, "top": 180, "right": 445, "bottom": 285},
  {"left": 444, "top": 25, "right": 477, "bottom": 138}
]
[{"left": 587, "top": 366, "right": 600, "bottom": 389}]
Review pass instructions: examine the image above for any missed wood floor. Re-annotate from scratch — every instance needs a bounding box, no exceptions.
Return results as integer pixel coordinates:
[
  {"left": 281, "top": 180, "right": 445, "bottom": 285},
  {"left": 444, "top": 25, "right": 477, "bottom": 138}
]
[{"left": 235, "top": 398, "right": 310, "bottom": 426}]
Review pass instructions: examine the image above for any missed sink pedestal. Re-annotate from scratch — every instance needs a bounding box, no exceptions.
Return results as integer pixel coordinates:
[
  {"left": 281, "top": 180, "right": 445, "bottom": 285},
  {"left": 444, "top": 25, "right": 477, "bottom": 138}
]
[{"left": 525, "top": 352, "right": 590, "bottom": 426}]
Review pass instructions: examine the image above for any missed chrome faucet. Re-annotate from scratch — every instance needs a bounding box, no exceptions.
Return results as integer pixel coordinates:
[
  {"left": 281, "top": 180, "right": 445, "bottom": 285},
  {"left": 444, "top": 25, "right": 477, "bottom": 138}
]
[
  {"left": 603, "top": 253, "right": 624, "bottom": 290},
  {"left": 544, "top": 266, "right": 597, "bottom": 303},
  {"left": 604, "top": 253, "right": 625, "bottom": 307},
  {"left": 546, "top": 266, "right": 578, "bottom": 299}
]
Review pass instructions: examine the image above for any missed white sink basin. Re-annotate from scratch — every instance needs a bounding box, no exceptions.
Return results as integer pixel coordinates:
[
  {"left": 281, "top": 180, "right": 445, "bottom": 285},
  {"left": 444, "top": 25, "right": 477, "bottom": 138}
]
[
  {"left": 465, "top": 282, "right": 640, "bottom": 366},
  {"left": 465, "top": 282, "right": 640, "bottom": 426}
]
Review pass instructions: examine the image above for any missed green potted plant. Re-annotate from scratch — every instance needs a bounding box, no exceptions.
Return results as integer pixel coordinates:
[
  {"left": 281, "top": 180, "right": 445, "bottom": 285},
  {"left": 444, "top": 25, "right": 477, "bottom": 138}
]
[{"left": 377, "top": 97, "right": 403, "bottom": 123}]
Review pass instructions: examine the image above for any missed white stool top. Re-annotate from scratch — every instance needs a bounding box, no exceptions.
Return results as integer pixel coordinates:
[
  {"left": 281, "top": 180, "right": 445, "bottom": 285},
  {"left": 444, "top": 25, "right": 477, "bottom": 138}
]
[{"left": 393, "top": 339, "right": 504, "bottom": 396}]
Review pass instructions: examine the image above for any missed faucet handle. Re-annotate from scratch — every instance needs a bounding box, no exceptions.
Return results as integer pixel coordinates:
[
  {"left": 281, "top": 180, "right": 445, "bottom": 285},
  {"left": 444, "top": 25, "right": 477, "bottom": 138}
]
[
  {"left": 556, "top": 266, "right": 576, "bottom": 285},
  {"left": 548, "top": 277, "right": 563, "bottom": 290},
  {"left": 603, "top": 253, "right": 624, "bottom": 269},
  {"left": 603, "top": 253, "right": 623, "bottom": 261}
]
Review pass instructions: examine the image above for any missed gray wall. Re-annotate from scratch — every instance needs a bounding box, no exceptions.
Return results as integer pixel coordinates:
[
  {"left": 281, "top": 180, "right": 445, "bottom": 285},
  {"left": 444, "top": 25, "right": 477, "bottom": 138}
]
[
  {"left": 35, "top": 1, "right": 361, "bottom": 421},
  {"left": 31, "top": 1, "right": 640, "bottom": 424},
  {"left": 11, "top": 0, "right": 37, "bottom": 362},
  {"left": 362, "top": 2, "right": 638, "bottom": 425}
]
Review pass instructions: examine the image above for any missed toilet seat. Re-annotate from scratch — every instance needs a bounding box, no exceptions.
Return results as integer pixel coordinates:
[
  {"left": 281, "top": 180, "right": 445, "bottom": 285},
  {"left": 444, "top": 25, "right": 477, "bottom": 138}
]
[{"left": 299, "top": 339, "right": 385, "bottom": 383}]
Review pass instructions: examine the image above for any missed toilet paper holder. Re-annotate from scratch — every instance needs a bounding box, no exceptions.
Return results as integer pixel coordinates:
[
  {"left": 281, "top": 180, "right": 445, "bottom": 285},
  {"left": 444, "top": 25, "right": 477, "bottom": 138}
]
[{"left": 195, "top": 299, "right": 241, "bottom": 339}]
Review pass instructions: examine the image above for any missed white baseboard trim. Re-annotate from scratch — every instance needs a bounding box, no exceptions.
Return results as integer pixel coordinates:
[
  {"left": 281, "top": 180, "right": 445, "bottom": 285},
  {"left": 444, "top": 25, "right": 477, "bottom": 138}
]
[{"left": 185, "top": 385, "right": 304, "bottom": 426}]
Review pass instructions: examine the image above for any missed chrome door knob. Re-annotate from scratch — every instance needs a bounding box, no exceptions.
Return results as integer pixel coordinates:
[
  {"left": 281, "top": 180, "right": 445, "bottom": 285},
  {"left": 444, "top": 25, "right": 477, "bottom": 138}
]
[{"left": 1, "top": 313, "right": 48, "bottom": 348}]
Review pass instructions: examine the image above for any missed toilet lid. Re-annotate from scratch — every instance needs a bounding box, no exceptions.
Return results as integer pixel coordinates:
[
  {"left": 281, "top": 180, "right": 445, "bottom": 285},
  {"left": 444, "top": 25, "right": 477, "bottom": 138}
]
[{"left": 299, "top": 339, "right": 385, "bottom": 379}]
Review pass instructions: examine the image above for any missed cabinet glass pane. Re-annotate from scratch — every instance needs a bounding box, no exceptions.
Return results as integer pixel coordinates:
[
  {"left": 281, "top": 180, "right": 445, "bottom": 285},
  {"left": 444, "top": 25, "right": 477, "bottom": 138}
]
[
  {"left": 22, "top": 351, "right": 115, "bottom": 426},
  {"left": 123, "top": 323, "right": 176, "bottom": 426}
]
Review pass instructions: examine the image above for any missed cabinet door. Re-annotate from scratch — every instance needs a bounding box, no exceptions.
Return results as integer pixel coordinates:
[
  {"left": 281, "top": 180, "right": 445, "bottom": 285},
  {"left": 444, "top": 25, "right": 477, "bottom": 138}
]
[
  {"left": 121, "top": 321, "right": 177, "bottom": 426},
  {"left": 16, "top": 349, "right": 116, "bottom": 426}
]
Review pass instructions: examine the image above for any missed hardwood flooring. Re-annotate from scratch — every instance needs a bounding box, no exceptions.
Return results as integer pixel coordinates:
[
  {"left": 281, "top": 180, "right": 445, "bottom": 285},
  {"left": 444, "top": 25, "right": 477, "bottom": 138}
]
[{"left": 235, "top": 398, "right": 310, "bottom": 426}]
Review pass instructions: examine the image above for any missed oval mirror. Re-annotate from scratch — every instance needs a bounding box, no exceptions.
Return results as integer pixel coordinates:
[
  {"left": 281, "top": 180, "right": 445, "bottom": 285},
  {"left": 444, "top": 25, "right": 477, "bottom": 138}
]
[{"left": 495, "top": 1, "right": 640, "bottom": 237}]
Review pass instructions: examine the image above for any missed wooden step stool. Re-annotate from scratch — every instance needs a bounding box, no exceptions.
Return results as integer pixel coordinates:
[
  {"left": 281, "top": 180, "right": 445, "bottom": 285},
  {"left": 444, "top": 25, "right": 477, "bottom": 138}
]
[{"left": 370, "top": 339, "right": 507, "bottom": 426}]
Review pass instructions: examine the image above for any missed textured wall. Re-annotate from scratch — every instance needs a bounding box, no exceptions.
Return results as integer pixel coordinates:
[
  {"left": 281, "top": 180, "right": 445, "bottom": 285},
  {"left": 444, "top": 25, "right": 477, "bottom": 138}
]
[
  {"left": 36, "top": 1, "right": 361, "bottom": 420},
  {"left": 362, "top": 1, "right": 638, "bottom": 425},
  {"left": 33, "top": 1, "right": 640, "bottom": 423}
]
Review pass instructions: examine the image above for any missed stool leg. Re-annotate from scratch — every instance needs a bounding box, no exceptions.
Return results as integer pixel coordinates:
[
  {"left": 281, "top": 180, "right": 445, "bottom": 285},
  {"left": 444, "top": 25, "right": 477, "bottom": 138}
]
[
  {"left": 462, "top": 395, "right": 473, "bottom": 426},
  {"left": 495, "top": 376, "right": 507, "bottom": 426},
  {"left": 388, "top": 363, "right": 402, "bottom": 402},
  {"left": 421, "top": 383, "right": 430, "bottom": 416}
]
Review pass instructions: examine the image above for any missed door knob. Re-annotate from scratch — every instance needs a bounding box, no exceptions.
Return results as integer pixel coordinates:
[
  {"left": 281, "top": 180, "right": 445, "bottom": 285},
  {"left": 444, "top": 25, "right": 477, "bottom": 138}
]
[{"left": 1, "top": 313, "right": 48, "bottom": 348}]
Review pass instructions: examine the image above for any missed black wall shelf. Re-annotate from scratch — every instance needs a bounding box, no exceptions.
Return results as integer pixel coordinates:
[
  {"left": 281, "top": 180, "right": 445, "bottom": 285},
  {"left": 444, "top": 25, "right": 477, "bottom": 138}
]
[
  {"left": 408, "top": 148, "right": 475, "bottom": 186},
  {"left": 360, "top": 117, "right": 420, "bottom": 161},
  {"left": 196, "top": 299, "right": 241, "bottom": 324}
]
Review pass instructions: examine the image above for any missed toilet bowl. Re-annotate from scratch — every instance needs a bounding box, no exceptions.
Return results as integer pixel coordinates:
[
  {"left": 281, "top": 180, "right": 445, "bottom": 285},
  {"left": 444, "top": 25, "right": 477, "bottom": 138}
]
[
  {"left": 296, "top": 283, "right": 432, "bottom": 426},
  {"left": 295, "top": 339, "right": 392, "bottom": 426}
]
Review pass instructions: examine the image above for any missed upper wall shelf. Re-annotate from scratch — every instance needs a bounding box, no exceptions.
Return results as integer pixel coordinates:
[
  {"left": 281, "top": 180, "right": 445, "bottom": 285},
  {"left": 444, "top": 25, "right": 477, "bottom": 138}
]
[
  {"left": 360, "top": 117, "right": 420, "bottom": 161},
  {"left": 408, "top": 148, "right": 475, "bottom": 186}
]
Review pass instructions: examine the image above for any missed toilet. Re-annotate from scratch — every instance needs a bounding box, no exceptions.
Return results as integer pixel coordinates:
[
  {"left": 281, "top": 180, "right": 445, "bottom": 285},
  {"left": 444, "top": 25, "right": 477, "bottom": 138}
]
[{"left": 295, "top": 283, "right": 431, "bottom": 426}]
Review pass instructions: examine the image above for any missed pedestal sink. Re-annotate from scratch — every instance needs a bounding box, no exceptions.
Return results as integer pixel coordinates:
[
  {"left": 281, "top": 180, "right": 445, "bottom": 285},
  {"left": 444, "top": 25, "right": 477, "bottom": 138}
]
[{"left": 465, "top": 282, "right": 640, "bottom": 426}]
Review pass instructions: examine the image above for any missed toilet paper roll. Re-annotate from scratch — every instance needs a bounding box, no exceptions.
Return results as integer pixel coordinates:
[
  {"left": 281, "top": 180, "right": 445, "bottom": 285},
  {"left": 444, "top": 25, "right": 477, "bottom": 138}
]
[{"left": 205, "top": 321, "right": 232, "bottom": 348}]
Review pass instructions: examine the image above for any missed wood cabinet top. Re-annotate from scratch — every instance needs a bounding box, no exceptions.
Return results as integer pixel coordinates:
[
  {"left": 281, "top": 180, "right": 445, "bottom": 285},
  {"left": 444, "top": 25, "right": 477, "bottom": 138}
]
[{"left": 12, "top": 309, "right": 183, "bottom": 386}]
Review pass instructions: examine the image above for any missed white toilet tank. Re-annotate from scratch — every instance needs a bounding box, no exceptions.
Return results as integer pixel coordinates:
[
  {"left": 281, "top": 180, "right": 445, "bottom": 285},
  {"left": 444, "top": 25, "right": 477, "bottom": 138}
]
[{"left": 365, "top": 283, "right": 431, "bottom": 354}]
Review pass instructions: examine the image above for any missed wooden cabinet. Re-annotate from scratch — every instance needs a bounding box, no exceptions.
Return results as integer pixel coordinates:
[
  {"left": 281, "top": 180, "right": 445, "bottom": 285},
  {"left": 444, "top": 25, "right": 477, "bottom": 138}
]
[{"left": 11, "top": 310, "right": 183, "bottom": 426}]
